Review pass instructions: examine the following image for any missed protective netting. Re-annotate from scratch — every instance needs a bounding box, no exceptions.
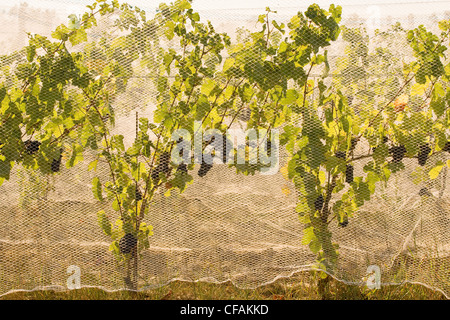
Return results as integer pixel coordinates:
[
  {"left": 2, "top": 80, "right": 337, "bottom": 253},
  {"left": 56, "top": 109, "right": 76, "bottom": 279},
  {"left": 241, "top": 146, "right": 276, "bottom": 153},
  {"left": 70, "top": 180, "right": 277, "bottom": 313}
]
[{"left": 0, "top": 0, "right": 449, "bottom": 299}]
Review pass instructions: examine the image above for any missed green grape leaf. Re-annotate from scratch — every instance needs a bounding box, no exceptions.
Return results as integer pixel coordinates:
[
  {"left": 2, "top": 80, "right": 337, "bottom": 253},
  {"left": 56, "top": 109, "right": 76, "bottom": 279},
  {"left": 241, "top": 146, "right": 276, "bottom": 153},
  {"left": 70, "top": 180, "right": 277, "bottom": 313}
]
[{"left": 92, "top": 177, "right": 104, "bottom": 201}]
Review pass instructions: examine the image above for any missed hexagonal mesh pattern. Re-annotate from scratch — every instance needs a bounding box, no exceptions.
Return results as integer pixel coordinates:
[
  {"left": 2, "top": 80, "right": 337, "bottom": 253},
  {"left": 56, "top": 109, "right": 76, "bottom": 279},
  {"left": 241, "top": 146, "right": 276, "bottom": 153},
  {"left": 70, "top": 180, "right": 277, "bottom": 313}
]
[{"left": 0, "top": 1, "right": 449, "bottom": 299}]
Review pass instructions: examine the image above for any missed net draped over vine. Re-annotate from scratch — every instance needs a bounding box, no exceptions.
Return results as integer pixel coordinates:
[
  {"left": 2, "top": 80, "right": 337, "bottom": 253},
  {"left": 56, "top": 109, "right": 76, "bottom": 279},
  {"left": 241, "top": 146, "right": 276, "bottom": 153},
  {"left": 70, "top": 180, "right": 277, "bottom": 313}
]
[{"left": 0, "top": 0, "right": 449, "bottom": 298}]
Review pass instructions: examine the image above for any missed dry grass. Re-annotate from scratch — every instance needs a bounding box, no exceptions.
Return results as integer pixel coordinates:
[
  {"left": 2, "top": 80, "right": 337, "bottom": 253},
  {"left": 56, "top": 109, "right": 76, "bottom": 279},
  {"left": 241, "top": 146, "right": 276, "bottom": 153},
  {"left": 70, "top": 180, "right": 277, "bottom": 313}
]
[{"left": 1, "top": 271, "right": 447, "bottom": 300}]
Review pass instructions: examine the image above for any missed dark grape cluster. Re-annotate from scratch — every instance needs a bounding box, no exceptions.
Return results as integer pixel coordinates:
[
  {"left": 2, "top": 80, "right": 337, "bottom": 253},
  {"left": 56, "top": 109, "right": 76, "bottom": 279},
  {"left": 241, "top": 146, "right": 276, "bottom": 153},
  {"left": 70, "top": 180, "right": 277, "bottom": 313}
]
[
  {"left": 335, "top": 151, "right": 346, "bottom": 159},
  {"left": 417, "top": 144, "right": 431, "bottom": 166},
  {"left": 389, "top": 145, "right": 407, "bottom": 162},
  {"left": 51, "top": 149, "right": 63, "bottom": 173},
  {"left": 151, "top": 152, "right": 171, "bottom": 184},
  {"left": 418, "top": 188, "right": 432, "bottom": 197},
  {"left": 135, "top": 186, "right": 142, "bottom": 201},
  {"left": 24, "top": 140, "right": 41, "bottom": 155},
  {"left": 347, "top": 95, "right": 353, "bottom": 106},
  {"left": 314, "top": 194, "right": 324, "bottom": 212},
  {"left": 221, "top": 134, "right": 233, "bottom": 163},
  {"left": 239, "top": 107, "right": 251, "bottom": 121},
  {"left": 345, "top": 164, "right": 354, "bottom": 184},
  {"left": 176, "top": 137, "right": 188, "bottom": 159},
  {"left": 197, "top": 134, "right": 233, "bottom": 177},
  {"left": 197, "top": 136, "right": 215, "bottom": 177},
  {"left": 338, "top": 216, "right": 349, "bottom": 227},
  {"left": 51, "top": 158, "right": 61, "bottom": 172},
  {"left": 372, "top": 136, "right": 388, "bottom": 153},
  {"left": 265, "top": 139, "right": 272, "bottom": 158},
  {"left": 443, "top": 141, "right": 450, "bottom": 153},
  {"left": 177, "top": 163, "right": 188, "bottom": 174},
  {"left": 350, "top": 137, "right": 358, "bottom": 151},
  {"left": 198, "top": 159, "right": 213, "bottom": 177},
  {"left": 160, "top": 152, "right": 170, "bottom": 168},
  {"left": 119, "top": 233, "right": 138, "bottom": 254}
]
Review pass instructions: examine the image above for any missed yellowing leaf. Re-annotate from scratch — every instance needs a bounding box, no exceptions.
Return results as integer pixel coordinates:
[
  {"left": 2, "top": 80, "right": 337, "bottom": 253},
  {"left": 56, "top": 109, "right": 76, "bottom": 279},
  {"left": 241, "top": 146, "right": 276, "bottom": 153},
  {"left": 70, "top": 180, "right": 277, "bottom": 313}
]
[
  {"left": 223, "top": 57, "right": 235, "bottom": 73},
  {"left": 88, "top": 159, "right": 98, "bottom": 172},
  {"left": 200, "top": 79, "right": 216, "bottom": 96},
  {"left": 111, "top": 36, "right": 127, "bottom": 49},
  {"left": 429, "top": 164, "right": 444, "bottom": 180},
  {"left": 281, "top": 184, "right": 291, "bottom": 196},
  {"left": 280, "top": 164, "right": 289, "bottom": 180},
  {"left": 318, "top": 170, "right": 326, "bottom": 185},
  {"left": 301, "top": 226, "right": 315, "bottom": 245},
  {"left": 410, "top": 83, "right": 427, "bottom": 96}
]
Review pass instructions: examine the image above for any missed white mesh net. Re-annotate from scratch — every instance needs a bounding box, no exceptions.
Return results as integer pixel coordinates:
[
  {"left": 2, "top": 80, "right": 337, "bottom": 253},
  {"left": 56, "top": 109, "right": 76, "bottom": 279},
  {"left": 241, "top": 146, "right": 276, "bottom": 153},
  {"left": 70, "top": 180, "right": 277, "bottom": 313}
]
[{"left": 0, "top": 0, "right": 449, "bottom": 298}]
